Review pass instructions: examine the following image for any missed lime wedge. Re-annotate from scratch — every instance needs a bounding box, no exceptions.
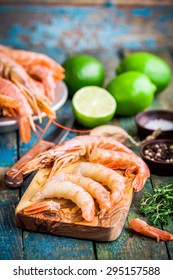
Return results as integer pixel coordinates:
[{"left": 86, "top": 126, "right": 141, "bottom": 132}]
[{"left": 72, "top": 86, "right": 116, "bottom": 127}]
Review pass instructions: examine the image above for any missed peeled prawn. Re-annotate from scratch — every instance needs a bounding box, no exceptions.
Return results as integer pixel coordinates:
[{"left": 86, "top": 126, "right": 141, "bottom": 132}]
[
  {"left": 89, "top": 148, "right": 150, "bottom": 192},
  {"left": 129, "top": 218, "right": 173, "bottom": 242},
  {"left": 54, "top": 172, "right": 112, "bottom": 217},
  {"left": 31, "top": 181, "right": 95, "bottom": 222},
  {"left": 0, "top": 77, "right": 35, "bottom": 142},
  {"left": 75, "top": 162, "right": 126, "bottom": 204}
]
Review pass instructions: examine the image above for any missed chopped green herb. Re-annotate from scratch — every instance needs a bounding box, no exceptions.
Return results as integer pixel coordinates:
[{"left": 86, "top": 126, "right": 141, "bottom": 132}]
[{"left": 139, "top": 183, "right": 173, "bottom": 226}]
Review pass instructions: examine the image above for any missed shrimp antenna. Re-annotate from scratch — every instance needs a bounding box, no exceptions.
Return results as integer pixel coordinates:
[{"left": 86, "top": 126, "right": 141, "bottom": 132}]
[{"left": 51, "top": 119, "right": 91, "bottom": 134}]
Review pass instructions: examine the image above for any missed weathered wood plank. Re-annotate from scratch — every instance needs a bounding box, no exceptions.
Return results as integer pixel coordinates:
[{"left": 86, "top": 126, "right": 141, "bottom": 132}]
[
  {"left": 0, "top": 5, "right": 173, "bottom": 53},
  {"left": 0, "top": 133, "right": 23, "bottom": 260},
  {"left": 0, "top": 1, "right": 172, "bottom": 6}
]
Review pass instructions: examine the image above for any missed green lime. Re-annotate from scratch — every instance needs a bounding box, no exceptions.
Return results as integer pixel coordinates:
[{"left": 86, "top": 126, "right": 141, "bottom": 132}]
[
  {"left": 72, "top": 86, "right": 116, "bottom": 127},
  {"left": 116, "top": 52, "right": 171, "bottom": 93},
  {"left": 106, "top": 71, "right": 156, "bottom": 116},
  {"left": 63, "top": 55, "right": 105, "bottom": 97}
]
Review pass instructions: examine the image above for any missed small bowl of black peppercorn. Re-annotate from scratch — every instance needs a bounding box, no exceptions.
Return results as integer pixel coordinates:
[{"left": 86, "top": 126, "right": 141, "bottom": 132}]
[{"left": 140, "top": 139, "right": 173, "bottom": 176}]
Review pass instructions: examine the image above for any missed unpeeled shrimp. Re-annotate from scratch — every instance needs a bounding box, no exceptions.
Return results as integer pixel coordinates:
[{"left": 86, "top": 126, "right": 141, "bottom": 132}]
[
  {"left": 54, "top": 172, "right": 112, "bottom": 217},
  {"left": 0, "top": 45, "right": 64, "bottom": 102},
  {"left": 129, "top": 218, "right": 173, "bottom": 242},
  {"left": 0, "top": 44, "right": 64, "bottom": 81},
  {"left": 74, "top": 135, "right": 135, "bottom": 156},
  {"left": 31, "top": 181, "right": 95, "bottom": 222},
  {"left": 0, "top": 77, "right": 35, "bottom": 142},
  {"left": 74, "top": 162, "right": 126, "bottom": 204},
  {"left": 22, "top": 135, "right": 135, "bottom": 176},
  {"left": 28, "top": 64, "right": 57, "bottom": 102},
  {"left": 0, "top": 52, "right": 55, "bottom": 121},
  {"left": 89, "top": 148, "right": 150, "bottom": 192}
]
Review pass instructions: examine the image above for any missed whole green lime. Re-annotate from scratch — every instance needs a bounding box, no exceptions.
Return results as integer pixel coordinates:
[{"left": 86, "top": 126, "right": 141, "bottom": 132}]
[
  {"left": 106, "top": 71, "right": 156, "bottom": 116},
  {"left": 116, "top": 52, "right": 172, "bottom": 93},
  {"left": 63, "top": 54, "right": 105, "bottom": 97}
]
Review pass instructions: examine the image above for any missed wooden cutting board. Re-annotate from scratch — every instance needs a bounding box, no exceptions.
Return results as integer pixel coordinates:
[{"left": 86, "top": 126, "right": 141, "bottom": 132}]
[{"left": 15, "top": 165, "right": 134, "bottom": 242}]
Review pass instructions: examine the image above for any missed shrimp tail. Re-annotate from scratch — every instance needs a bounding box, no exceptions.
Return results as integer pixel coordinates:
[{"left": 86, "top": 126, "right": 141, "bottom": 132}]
[
  {"left": 131, "top": 174, "right": 146, "bottom": 192},
  {"left": 23, "top": 200, "right": 60, "bottom": 215},
  {"left": 129, "top": 218, "right": 173, "bottom": 241}
]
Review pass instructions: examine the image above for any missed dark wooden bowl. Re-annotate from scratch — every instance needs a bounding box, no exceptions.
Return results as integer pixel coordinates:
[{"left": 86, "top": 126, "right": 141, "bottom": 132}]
[
  {"left": 135, "top": 110, "right": 173, "bottom": 140},
  {"left": 140, "top": 139, "right": 173, "bottom": 176}
]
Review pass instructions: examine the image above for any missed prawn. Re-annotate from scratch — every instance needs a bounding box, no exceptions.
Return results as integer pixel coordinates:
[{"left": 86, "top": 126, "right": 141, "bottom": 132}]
[
  {"left": 0, "top": 44, "right": 64, "bottom": 81},
  {"left": 129, "top": 218, "right": 173, "bottom": 242},
  {"left": 0, "top": 52, "right": 55, "bottom": 122},
  {"left": 74, "top": 162, "right": 126, "bottom": 204},
  {"left": 23, "top": 200, "right": 60, "bottom": 215},
  {"left": 89, "top": 148, "right": 150, "bottom": 192},
  {"left": 27, "top": 64, "right": 58, "bottom": 102},
  {"left": 0, "top": 77, "right": 35, "bottom": 142},
  {"left": 0, "top": 44, "right": 64, "bottom": 102},
  {"left": 22, "top": 135, "right": 135, "bottom": 176},
  {"left": 31, "top": 180, "right": 95, "bottom": 222},
  {"left": 54, "top": 172, "right": 112, "bottom": 217}
]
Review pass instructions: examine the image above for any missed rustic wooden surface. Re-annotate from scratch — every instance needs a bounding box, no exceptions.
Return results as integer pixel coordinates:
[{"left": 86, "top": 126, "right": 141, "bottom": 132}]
[
  {"left": 0, "top": 4, "right": 173, "bottom": 260},
  {"left": 0, "top": 1, "right": 173, "bottom": 6}
]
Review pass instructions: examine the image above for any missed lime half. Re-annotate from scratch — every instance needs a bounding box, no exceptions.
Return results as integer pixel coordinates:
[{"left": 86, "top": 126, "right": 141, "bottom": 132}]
[{"left": 72, "top": 86, "right": 116, "bottom": 127}]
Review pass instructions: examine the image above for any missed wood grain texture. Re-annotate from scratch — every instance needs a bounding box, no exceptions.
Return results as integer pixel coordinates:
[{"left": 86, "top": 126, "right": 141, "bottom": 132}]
[
  {"left": 0, "top": 133, "right": 23, "bottom": 259},
  {"left": 0, "top": 1, "right": 172, "bottom": 6},
  {"left": 0, "top": 5, "right": 173, "bottom": 53}
]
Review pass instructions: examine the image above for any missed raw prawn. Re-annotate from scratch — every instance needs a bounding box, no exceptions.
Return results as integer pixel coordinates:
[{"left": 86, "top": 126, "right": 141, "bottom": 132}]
[
  {"left": 0, "top": 52, "right": 55, "bottom": 121},
  {"left": 23, "top": 200, "right": 60, "bottom": 215},
  {"left": 31, "top": 181, "right": 95, "bottom": 222},
  {"left": 89, "top": 148, "right": 150, "bottom": 191},
  {"left": 22, "top": 135, "right": 135, "bottom": 176},
  {"left": 74, "top": 162, "right": 126, "bottom": 204},
  {"left": 54, "top": 172, "right": 112, "bottom": 217},
  {"left": 129, "top": 218, "right": 173, "bottom": 242},
  {"left": 0, "top": 77, "right": 35, "bottom": 142}
]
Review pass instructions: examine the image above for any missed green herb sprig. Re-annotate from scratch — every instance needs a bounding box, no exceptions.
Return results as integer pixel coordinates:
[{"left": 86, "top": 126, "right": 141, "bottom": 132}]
[{"left": 139, "top": 183, "right": 173, "bottom": 226}]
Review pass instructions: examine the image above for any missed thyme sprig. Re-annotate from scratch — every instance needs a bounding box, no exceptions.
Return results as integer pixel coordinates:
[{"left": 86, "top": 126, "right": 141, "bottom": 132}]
[{"left": 139, "top": 183, "right": 173, "bottom": 226}]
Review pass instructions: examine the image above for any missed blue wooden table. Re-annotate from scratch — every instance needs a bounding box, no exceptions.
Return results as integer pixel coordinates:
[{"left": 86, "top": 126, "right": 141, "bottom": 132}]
[{"left": 0, "top": 3, "right": 173, "bottom": 260}]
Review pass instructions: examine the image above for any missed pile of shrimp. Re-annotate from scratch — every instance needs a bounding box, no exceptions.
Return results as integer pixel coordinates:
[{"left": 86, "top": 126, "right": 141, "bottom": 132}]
[
  {"left": 22, "top": 135, "right": 150, "bottom": 223},
  {"left": 22, "top": 135, "right": 173, "bottom": 241},
  {"left": 0, "top": 44, "right": 64, "bottom": 142}
]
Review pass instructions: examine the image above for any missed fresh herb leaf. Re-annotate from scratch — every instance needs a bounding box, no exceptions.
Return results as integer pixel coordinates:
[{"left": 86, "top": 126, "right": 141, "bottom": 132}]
[{"left": 139, "top": 183, "right": 173, "bottom": 226}]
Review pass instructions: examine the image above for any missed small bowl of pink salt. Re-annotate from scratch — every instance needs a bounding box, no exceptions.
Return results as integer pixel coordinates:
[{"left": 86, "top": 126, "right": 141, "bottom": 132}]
[{"left": 135, "top": 110, "right": 173, "bottom": 140}]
